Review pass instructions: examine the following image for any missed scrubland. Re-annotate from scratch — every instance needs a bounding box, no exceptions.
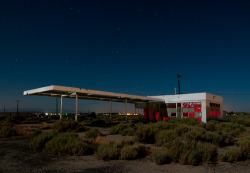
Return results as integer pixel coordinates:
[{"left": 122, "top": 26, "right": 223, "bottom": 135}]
[{"left": 0, "top": 113, "right": 249, "bottom": 172}]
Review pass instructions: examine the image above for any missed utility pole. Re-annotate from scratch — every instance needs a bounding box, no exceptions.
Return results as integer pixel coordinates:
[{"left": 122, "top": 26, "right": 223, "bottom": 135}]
[
  {"left": 4, "top": 106, "right": 5, "bottom": 113},
  {"left": 16, "top": 100, "right": 20, "bottom": 114},
  {"left": 177, "top": 74, "right": 182, "bottom": 94}
]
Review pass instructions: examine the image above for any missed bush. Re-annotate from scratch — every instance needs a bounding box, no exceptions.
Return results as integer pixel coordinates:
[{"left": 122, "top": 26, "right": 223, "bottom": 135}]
[
  {"left": 85, "top": 128, "right": 100, "bottom": 139},
  {"left": 153, "top": 150, "right": 172, "bottom": 165},
  {"left": 120, "top": 144, "right": 147, "bottom": 160},
  {"left": 217, "top": 131, "right": 235, "bottom": 147},
  {"left": 179, "top": 117, "right": 201, "bottom": 126},
  {"left": 204, "top": 131, "right": 220, "bottom": 145},
  {"left": 111, "top": 123, "right": 135, "bottom": 136},
  {"left": 135, "top": 125, "right": 155, "bottom": 143},
  {"left": 32, "top": 129, "right": 42, "bottom": 137},
  {"left": 224, "top": 114, "right": 250, "bottom": 127},
  {"left": 201, "top": 143, "right": 218, "bottom": 162},
  {"left": 53, "top": 119, "right": 84, "bottom": 133},
  {"left": 0, "top": 125, "right": 16, "bottom": 138},
  {"left": 151, "top": 121, "right": 177, "bottom": 133},
  {"left": 183, "top": 128, "right": 205, "bottom": 142},
  {"left": 163, "top": 138, "right": 184, "bottom": 162},
  {"left": 44, "top": 133, "right": 93, "bottom": 156},
  {"left": 180, "top": 141, "right": 217, "bottom": 166},
  {"left": 174, "top": 125, "right": 190, "bottom": 136},
  {"left": 90, "top": 119, "right": 107, "bottom": 127},
  {"left": 237, "top": 136, "right": 250, "bottom": 159},
  {"left": 95, "top": 142, "right": 120, "bottom": 160},
  {"left": 206, "top": 120, "right": 220, "bottom": 131},
  {"left": 216, "top": 122, "right": 245, "bottom": 136},
  {"left": 30, "top": 132, "right": 56, "bottom": 151},
  {"left": 155, "top": 130, "right": 178, "bottom": 146},
  {"left": 220, "top": 147, "right": 242, "bottom": 162}
]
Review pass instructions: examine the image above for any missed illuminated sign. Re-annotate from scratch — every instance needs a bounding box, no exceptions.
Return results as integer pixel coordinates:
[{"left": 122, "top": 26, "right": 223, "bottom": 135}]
[{"left": 182, "top": 102, "right": 201, "bottom": 108}]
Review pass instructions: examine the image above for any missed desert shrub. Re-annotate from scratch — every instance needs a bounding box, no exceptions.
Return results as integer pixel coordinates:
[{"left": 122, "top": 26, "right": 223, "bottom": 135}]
[
  {"left": 183, "top": 128, "right": 205, "bottom": 141},
  {"left": 153, "top": 150, "right": 172, "bottom": 165},
  {"left": 224, "top": 114, "right": 250, "bottom": 127},
  {"left": 30, "top": 132, "right": 56, "bottom": 151},
  {"left": 83, "top": 117, "right": 95, "bottom": 124},
  {"left": 44, "top": 133, "right": 93, "bottom": 156},
  {"left": 0, "top": 117, "right": 12, "bottom": 124},
  {"left": 120, "top": 144, "right": 147, "bottom": 160},
  {"left": 219, "top": 147, "right": 242, "bottom": 162},
  {"left": 0, "top": 124, "right": 16, "bottom": 138},
  {"left": 174, "top": 125, "right": 190, "bottom": 136},
  {"left": 155, "top": 130, "right": 178, "bottom": 146},
  {"left": 217, "top": 131, "right": 235, "bottom": 147},
  {"left": 151, "top": 121, "right": 177, "bottom": 133},
  {"left": 180, "top": 150, "right": 202, "bottom": 166},
  {"left": 120, "top": 127, "right": 135, "bottom": 136},
  {"left": 32, "top": 129, "right": 42, "bottom": 137},
  {"left": 135, "top": 125, "right": 155, "bottom": 143},
  {"left": 216, "top": 122, "right": 245, "bottom": 136},
  {"left": 204, "top": 131, "right": 220, "bottom": 145},
  {"left": 115, "top": 139, "right": 136, "bottom": 149},
  {"left": 111, "top": 123, "right": 135, "bottom": 136},
  {"left": 179, "top": 117, "right": 200, "bottom": 126},
  {"left": 201, "top": 143, "right": 218, "bottom": 162},
  {"left": 237, "top": 136, "right": 250, "bottom": 159},
  {"left": 95, "top": 142, "right": 120, "bottom": 160},
  {"left": 180, "top": 141, "right": 217, "bottom": 166},
  {"left": 206, "top": 120, "right": 220, "bottom": 131},
  {"left": 90, "top": 119, "right": 107, "bottom": 127},
  {"left": 53, "top": 119, "right": 84, "bottom": 133},
  {"left": 163, "top": 138, "right": 184, "bottom": 162},
  {"left": 85, "top": 128, "right": 100, "bottom": 139}
]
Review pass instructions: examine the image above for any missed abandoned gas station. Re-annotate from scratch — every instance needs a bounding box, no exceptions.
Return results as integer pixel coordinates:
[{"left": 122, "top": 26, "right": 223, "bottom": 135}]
[{"left": 23, "top": 85, "right": 223, "bottom": 123}]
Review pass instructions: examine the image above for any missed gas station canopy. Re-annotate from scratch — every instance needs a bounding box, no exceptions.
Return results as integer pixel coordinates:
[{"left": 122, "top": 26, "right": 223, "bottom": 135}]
[{"left": 23, "top": 85, "right": 164, "bottom": 104}]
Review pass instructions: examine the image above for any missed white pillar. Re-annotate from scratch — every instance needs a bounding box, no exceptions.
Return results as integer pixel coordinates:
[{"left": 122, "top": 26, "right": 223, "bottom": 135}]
[
  {"left": 60, "top": 95, "right": 63, "bottom": 119},
  {"left": 110, "top": 100, "right": 112, "bottom": 122},
  {"left": 75, "top": 94, "right": 78, "bottom": 121},
  {"left": 201, "top": 101, "right": 207, "bottom": 123},
  {"left": 134, "top": 104, "right": 136, "bottom": 115},
  {"left": 125, "top": 99, "right": 128, "bottom": 121}
]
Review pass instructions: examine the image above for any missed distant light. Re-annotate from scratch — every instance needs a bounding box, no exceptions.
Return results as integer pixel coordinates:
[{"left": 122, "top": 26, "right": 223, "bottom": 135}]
[{"left": 45, "top": 113, "right": 48, "bottom": 116}]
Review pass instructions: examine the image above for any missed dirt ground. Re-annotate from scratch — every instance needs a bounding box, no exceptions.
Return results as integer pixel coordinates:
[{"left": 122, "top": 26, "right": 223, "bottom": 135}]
[{"left": 0, "top": 138, "right": 249, "bottom": 173}]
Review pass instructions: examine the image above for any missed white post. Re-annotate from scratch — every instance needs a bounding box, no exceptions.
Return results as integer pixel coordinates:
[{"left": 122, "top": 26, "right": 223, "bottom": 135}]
[
  {"left": 134, "top": 104, "right": 136, "bottom": 115},
  {"left": 75, "top": 94, "right": 78, "bottom": 121},
  {"left": 125, "top": 99, "right": 128, "bottom": 121},
  {"left": 60, "top": 95, "right": 63, "bottom": 119},
  {"left": 202, "top": 101, "right": 207, "bottom": 123},
  {"left": 110, "top": 100, "right": 112, "bottom": 122}
]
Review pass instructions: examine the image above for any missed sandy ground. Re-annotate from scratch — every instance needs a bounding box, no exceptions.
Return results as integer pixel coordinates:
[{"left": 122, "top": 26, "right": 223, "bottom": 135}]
[{"left": 0, "top": 139, "right": 249, "bottom": 173}]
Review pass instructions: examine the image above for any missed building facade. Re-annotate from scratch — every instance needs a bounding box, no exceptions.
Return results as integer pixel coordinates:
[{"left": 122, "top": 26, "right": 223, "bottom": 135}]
[{"left": 146, "top": 93, "right": 223, "bottom": 123}]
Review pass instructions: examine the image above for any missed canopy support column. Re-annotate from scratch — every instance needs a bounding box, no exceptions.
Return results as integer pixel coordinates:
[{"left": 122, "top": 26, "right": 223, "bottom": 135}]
[
  {"left": 125, "top": 99, "right": 128, "bottom": 122},
  {"left": 60, "top": 95, "right": 64, "bottom": 119},
  {"left": 110, "top": 100, "right": 112, "bottom": 122},
  {"left": 75, "top": 94, "right": 78, "bottom": 121},
  {"left": 134, "top": 104, "right": 136, "bottom": 115}
]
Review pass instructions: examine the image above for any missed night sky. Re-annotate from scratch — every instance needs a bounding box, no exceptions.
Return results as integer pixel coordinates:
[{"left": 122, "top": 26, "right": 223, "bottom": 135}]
[{"left": 1, "top": 0, "right": 250, "bottom": 113}]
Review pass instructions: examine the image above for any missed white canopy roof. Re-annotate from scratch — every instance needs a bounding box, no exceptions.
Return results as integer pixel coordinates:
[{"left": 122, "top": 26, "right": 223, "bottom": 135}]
[{"left": 23, "top": 85, "right": 164, "bottom": 104}]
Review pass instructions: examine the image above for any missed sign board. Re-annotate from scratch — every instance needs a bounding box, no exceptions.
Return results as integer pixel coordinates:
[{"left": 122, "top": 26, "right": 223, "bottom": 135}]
[{"left": 182, "top": 102, "right": 201, "bottom": 108}]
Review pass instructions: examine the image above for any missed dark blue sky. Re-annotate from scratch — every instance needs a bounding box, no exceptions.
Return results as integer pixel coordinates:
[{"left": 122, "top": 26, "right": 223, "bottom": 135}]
[{"left": 1, "top": 0, "right": 250, "bottom": 113}]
